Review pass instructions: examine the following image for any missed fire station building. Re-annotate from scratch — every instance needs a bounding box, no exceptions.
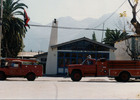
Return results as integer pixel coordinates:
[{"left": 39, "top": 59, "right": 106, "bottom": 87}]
[
  {"left": 51, "top": 37, "right": 116, "bottom": 75},
  {"left": 45, "top": 19, "right": 116, "bottom": 75}
]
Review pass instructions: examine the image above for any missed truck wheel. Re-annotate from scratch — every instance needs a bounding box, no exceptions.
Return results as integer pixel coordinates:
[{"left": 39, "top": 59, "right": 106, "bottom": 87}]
[
  {"left": 119, "top": 72, "right": 130, "bottom": 82},
  {"left": 0, "top": 72, "right": 6, "bottom": 80},
  {"left": 26, "top": 73, "right": 36, "bottom": 81},
  {"left": 71, "top": 71, "right": 82, "bottom": 81}
]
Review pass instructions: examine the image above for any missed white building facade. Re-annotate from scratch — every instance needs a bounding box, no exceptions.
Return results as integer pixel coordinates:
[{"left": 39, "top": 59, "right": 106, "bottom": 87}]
[{"left": 114, "top": 35, "right": 140, "bottom": 60}]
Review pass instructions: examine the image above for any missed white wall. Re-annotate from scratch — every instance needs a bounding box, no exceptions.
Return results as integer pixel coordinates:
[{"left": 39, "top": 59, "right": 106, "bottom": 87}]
[
  {"left": 46, "top": 20, "right": 58, "bottom": 75},
  {"left": 114, "top": 38, "right": 132, "bottom": 60},
  {"left": 109, "top": 50, "right": 115, "bottom": 60}
]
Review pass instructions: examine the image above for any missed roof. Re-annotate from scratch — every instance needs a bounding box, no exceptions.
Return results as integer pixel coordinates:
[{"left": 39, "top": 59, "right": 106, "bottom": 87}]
[
  {"left": 34, "top": 52, "right": 48, "bottom": 57},
  {"left": 51, "top": 37, "right": 116, "bottom": 50},
  {"left": 18, "top": 52, "right": 39, "bottom": 58}
]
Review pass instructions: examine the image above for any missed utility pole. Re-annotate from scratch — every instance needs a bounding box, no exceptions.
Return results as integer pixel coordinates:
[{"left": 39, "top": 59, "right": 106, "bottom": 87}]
[{"left": 0, "top": 0, "right": 3, "bottom": 57}]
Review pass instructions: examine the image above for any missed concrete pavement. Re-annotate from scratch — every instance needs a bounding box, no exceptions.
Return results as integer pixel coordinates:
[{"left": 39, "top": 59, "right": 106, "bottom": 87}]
[{"left": 0, "top": 77, "right": 140, "bottom": 99}]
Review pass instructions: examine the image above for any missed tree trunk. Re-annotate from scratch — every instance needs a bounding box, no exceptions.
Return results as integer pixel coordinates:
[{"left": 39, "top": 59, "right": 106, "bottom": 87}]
[{"left": 128, "top": 0, "right": 140, "bottom": 35}]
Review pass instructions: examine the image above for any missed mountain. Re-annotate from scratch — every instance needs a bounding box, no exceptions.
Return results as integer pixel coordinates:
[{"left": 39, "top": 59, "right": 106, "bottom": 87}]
[{"left": 24, "top": 13, "right": 132, "bottom": 52}]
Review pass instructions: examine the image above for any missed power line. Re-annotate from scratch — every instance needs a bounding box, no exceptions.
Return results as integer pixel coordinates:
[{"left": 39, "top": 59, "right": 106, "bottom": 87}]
[
  {"left": 29, "top": 24, "right": 132, "bottom": 32},
  {"left": 93, "top": 0, "right": 127, "bottom": 29}
]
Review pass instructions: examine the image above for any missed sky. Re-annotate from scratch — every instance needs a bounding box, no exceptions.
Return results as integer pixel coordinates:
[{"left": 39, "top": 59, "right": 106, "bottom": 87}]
[
  {"left": 20, "top": 0, "right": 137, "bottom": 25},
  {"left": 17, "top": 0, "right": 140, "bottom": 51}
]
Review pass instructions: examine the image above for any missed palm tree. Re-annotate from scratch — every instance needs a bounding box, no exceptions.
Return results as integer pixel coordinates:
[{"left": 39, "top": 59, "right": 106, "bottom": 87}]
[
  {"left": 1, "top": 0, "right": 29, "bottom": 57},
  {"left": 103, "top": 28, "right": 128, "bottom": 47}
]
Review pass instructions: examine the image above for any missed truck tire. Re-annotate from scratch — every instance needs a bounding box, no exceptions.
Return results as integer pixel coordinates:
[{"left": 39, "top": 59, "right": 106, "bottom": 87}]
[
  {"left": 119, "top": 72, "right": 130, "bottom": 82},
  {"left": 0, "top": 72, "right": 6, "bottom": 80},
  {"left": 71, "top": 71, "right": 82, "bottom": 81},
  {"left": 26, "top": 73, "right": 36, "bottom": 81}
]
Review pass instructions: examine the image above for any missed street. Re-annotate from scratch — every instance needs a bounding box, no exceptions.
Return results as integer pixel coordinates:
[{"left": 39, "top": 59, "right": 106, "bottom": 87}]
[{"left": 0, "top": 77, "right": 140, "bottom": 99}]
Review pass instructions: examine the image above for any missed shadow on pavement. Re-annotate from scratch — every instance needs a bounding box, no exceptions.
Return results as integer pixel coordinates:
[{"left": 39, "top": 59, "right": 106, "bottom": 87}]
[
  {"left": 2, "top": 77, "right": 140, "bottom": 83},
  {"left": 57, "top": 79, "right": 140, "bottom": 83}
]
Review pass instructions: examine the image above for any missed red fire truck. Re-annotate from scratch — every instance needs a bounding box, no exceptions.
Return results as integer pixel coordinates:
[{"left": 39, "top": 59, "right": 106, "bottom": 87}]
[
  {"left": 68, "top": 58, "right": 140, "bottom": 82},
  {"left": 0, "top": 58, "right": 43, "bottom": 81}
]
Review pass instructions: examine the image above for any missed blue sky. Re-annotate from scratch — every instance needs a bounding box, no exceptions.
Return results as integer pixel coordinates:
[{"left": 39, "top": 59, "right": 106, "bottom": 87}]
[{"left": 20, "top": 0, "right": 135, "bottom": 24}]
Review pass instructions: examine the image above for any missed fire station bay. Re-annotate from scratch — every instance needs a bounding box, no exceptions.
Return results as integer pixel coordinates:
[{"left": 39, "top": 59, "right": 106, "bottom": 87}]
[{"left": 37, "top": 19, "right": 116, "bottom": 76}]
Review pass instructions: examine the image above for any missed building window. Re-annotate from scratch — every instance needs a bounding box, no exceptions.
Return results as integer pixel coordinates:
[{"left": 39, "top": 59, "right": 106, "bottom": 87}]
[
  {"left": 58, "top": 40, "right": 109, "bottom": 51},
  {"left": 102, "top": 53, "right": 109, "bottom": 59},
  {"left": 58, "top": 58, "right": 64, "bottom": 67},
  {"left": 78, "top": 58, "right": 83, "bottom": 64},
  {"left": 97, "top": 53, "right": 102, "bottom": 59},
  {"left": 58, "top": 52, "right": 64, "bottom": 57},
  {"left": 72, "top": 53, "right": 77, "bottom": 58}
]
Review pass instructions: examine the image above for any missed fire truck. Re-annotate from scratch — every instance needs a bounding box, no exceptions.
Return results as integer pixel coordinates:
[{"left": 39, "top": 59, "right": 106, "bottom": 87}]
[
  {"left": 0, "top": 58, "right": 43, "bottom": 81},
  {"left": 68, "top": 58, "right": 140, "bottom": 82}
]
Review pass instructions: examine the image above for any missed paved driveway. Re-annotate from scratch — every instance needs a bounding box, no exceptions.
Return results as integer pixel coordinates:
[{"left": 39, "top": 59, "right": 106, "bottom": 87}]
[{"left": 0, "top": 77, "right": 140, "bottom": 99}]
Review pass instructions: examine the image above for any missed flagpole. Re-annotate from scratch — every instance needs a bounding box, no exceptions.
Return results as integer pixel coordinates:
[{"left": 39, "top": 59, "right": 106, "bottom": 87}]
[{"left": 0, "top": 0, "right": 3, "bottom": 58}]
